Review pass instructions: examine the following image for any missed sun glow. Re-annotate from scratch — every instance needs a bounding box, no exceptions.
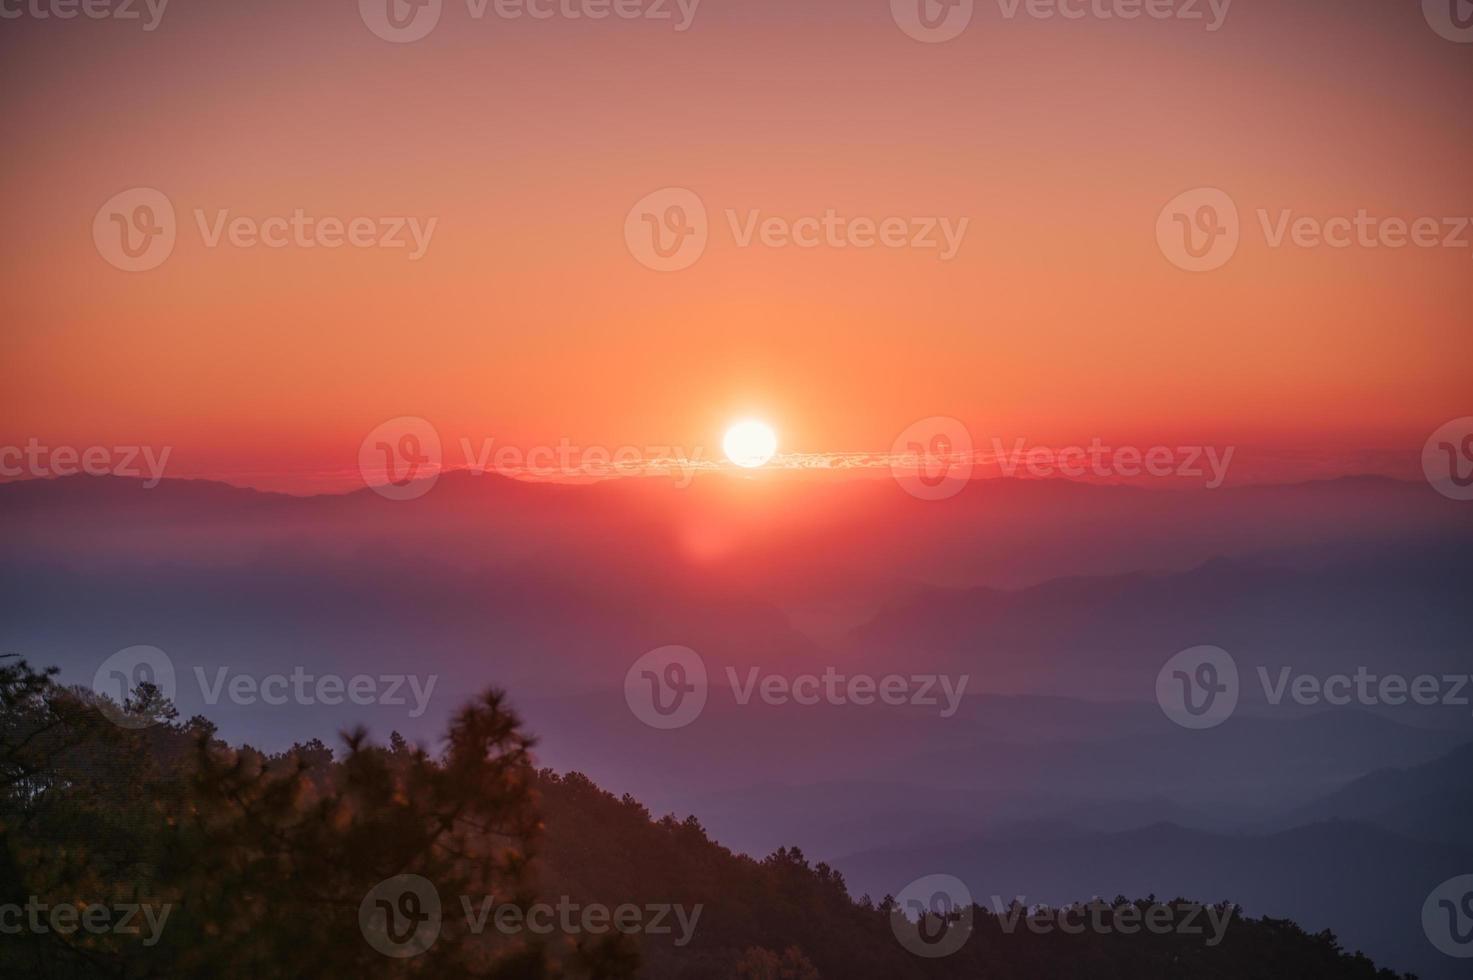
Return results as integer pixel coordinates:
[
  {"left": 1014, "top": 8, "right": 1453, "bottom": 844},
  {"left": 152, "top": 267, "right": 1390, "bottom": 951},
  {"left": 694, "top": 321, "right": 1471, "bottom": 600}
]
[{"left": 723, "top": 420, "right": 778, "bottom": 469}]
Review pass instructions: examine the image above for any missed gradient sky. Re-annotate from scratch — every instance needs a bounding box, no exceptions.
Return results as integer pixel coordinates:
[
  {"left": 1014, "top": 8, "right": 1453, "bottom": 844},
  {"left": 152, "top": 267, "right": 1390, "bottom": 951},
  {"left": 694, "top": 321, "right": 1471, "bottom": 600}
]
[{"left": 2, "top": 0, "right": 1469, "bottom": 491}]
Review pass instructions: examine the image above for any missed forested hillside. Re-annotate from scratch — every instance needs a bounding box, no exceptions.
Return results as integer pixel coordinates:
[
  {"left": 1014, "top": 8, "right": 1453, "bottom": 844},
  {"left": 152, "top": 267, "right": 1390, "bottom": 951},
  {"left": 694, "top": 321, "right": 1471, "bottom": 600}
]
[{"left": 0, "top": 657, "right": 1411, "bottom": 979}]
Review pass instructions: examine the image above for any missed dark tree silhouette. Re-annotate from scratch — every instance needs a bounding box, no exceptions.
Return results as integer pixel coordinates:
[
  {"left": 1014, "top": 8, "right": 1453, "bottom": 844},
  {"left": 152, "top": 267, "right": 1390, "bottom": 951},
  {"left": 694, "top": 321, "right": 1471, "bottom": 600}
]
[{"left": 1, "top": 657, "right": 1416, "bottom": 979}]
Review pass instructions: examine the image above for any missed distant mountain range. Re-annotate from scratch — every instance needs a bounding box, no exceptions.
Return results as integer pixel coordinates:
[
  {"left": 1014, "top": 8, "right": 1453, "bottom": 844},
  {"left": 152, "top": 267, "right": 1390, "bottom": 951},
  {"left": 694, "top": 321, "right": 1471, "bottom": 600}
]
[
  {"left": 1285, "top": 741, "right": 1473, "bottom": 848},
  {"left": 4, "top": 472, "right": 1470, "bottom": 977},
  {"left": 4, "top": 469, "right": 1468, "bottom": 601},
  {"left": 835, "top": 817, "right": 1473, "bottom": 980},
  {"left": 845, "top": 546, "right": 1473, "bottom": 703}
]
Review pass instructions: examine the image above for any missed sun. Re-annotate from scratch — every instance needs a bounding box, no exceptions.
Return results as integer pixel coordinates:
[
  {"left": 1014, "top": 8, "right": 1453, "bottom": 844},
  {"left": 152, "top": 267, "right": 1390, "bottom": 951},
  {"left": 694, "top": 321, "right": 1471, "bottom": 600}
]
[{"left": 723, "top": 420, "right": 778, "bottom": 468}]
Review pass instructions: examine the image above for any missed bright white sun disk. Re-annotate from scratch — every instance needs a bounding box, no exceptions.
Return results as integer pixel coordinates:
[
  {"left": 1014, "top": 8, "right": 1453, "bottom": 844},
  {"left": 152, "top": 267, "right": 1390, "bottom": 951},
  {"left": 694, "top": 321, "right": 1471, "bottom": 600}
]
[{"left": 723, "top": 420, "right": 777, "bottom": 468}]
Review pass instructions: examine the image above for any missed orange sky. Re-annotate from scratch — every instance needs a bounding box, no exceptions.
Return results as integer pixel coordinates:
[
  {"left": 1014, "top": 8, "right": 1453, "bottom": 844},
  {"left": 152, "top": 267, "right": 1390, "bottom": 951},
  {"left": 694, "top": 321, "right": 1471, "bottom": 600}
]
[{"left": 2, "top": 0, "right": 1469, "bottom": 491}]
